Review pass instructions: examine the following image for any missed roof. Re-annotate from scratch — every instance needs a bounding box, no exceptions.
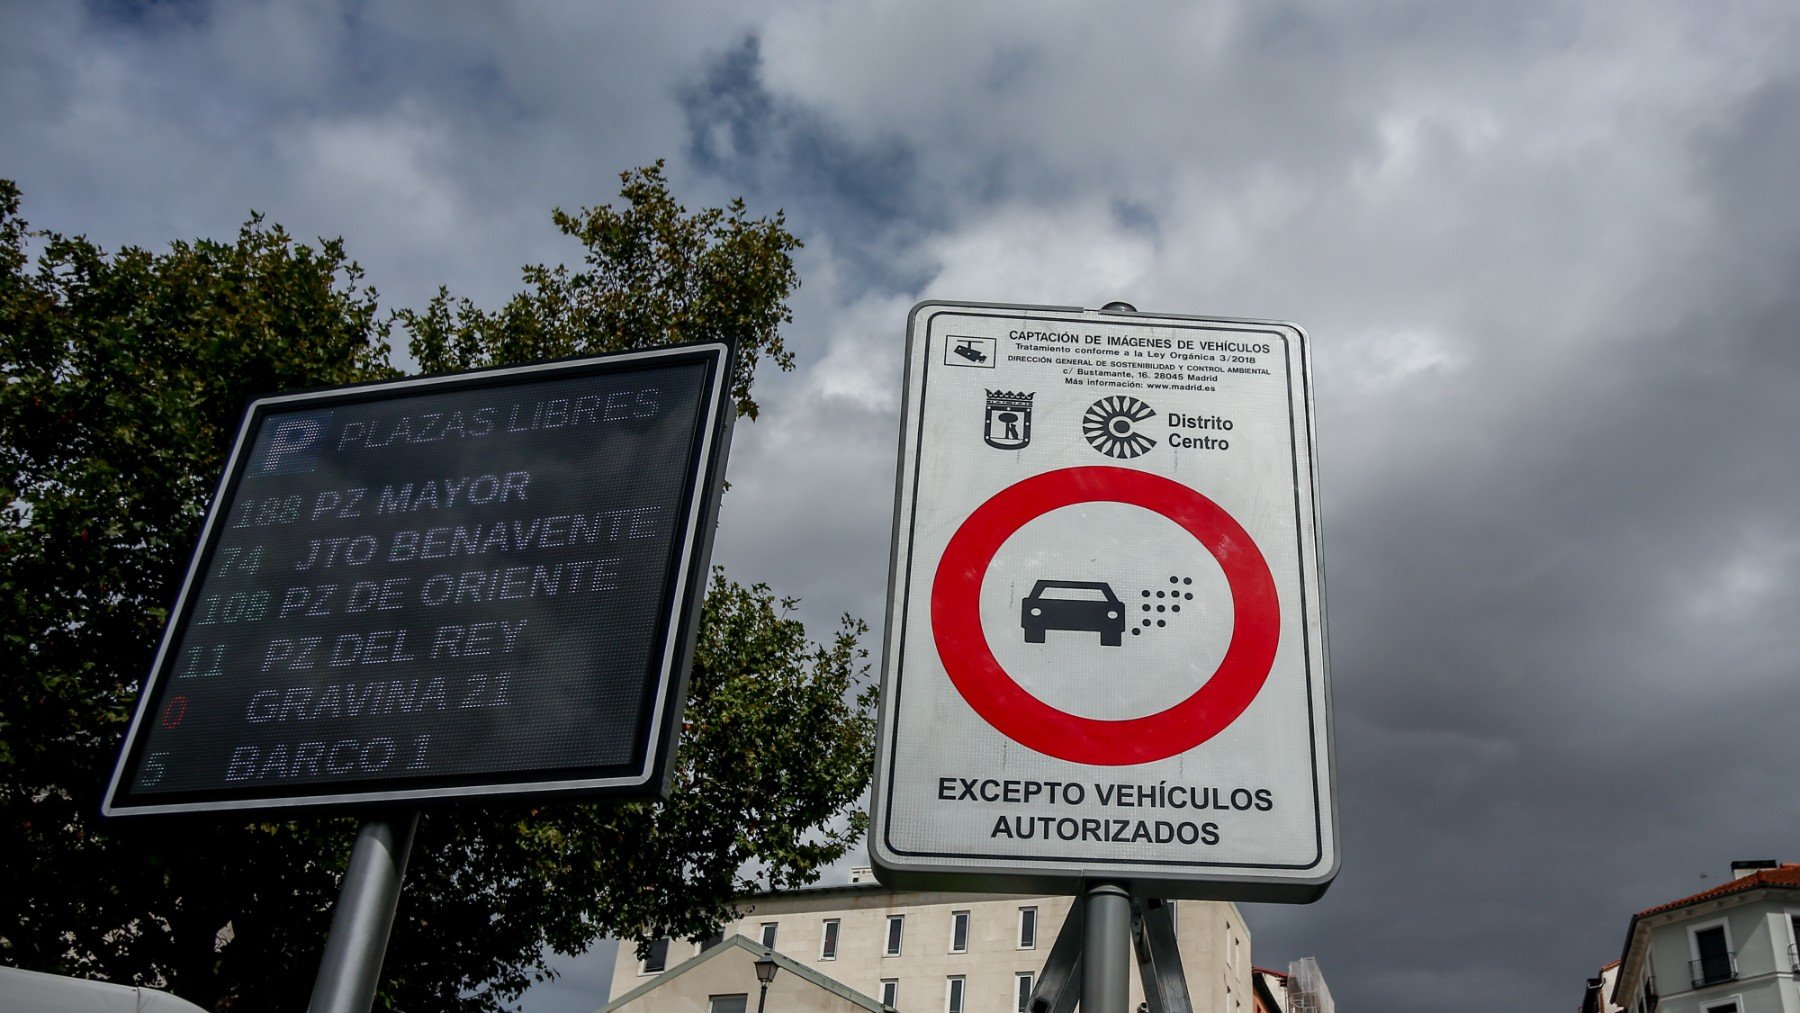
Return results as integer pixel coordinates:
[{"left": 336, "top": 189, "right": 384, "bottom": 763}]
[
  {"left": 1251, "top": 969, "right": 1286, "bottom": 1012},
  {"left": 597, "top": 934, "right": 887, "bottom": 1013},
  {"left": 736, "top": 878, "right": 1049, "bottom": 902},
  {"left": 1634, "top": 863, "right": 1800, "bottom": 917},
  {"left": 738, "top": 879, "right": 892, "bottom": 901}
]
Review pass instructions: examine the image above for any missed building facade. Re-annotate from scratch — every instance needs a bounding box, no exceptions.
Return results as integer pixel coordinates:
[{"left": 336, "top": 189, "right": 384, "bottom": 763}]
[
  {"left": 1611, "top": 861, "right": 1800, "bottom": 1013},
  {"left": 605, "top": 868, "right": 1255, "bottom": 1013},
  {"left": 1250, "top": 968, "right": 1288, "bottom": 1013},
  {"left": 1580, "top": 960, "right": 1623, "bottom": 1013}
]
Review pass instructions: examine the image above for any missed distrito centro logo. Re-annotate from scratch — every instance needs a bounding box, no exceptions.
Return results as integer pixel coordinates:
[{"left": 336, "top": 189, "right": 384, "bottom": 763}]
[{"left": 1082, "top": 396, "right": 1157, "bottom": 459}]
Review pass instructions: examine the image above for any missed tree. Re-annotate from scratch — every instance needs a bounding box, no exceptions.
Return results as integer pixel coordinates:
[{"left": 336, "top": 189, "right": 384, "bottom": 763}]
[
  {"left": 398, "top": 161, "right": 798, "bottom": 420},
  {"left": 385, "top": 576, "right": 872, "bottom": 1007},
  {"left": 0, "top": 167, "right": 876, "bottom": 1010},
  {"left": 0, "top": 181, "right": 395, "bottom": 1008}
]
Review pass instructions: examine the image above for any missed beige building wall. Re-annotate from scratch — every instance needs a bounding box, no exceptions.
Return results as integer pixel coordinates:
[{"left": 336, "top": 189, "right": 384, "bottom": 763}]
[{"left": 610, "top": 874, "right": 1254, "bottom": 1013}]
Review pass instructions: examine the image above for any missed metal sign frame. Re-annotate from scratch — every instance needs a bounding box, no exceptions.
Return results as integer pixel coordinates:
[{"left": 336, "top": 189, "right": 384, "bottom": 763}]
[
  {"left": 103, "top": 342, "right": 735, "bottom": 816},
  {"left": 869, "top": 301, "right": 1336, "bottom": 903}
]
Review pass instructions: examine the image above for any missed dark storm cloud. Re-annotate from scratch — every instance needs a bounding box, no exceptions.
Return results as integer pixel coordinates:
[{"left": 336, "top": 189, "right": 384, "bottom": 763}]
[
  {"left": 1109, "top": 199, "right": 1159, "bottom": 240},
  {"left": 0, "top": 1, "right": 762, "bottom": 311},
  {"left": 1276, "top": 42, "right": 1800, "bottom": 1005},
  {"left": 6, "top": 3, "right": 1800, "bottom": 1012},
  {"left": 644, "top": 7, "right": 1800, "bottom": 1007},
  {"left": 1308, "top": 319, "right": 1800, "bottom": 998},
  {"left": 680, "top": 34, "right": 931, "bottom": 295},
  {"left": 700, "top": 7, "right": 1800, "bottom": 1009},
  {"left": 1694, "top": 72, "right": 1800, "bottom": 377},
  {"left": 82, "top": 0, "right": 210, "bottom": 29}
]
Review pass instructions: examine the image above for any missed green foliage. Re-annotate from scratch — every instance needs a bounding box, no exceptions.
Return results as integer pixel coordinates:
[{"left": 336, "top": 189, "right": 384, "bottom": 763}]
[
  {"left": 398, "top": 161, "right": 799, "bottom": 420},
  {"left": 390, "top": 577, "right": 873, "bottom": 1006},
  {"left": 0, "top": 178, "right": 395, "bottom": 1008},
  {"left": 0, "top": 169, "right": 875, "bottom": 1011}
]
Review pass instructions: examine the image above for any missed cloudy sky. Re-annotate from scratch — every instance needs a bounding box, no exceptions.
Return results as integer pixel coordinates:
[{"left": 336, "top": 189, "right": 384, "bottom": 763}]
[{"left": 8, "top": 1, "right": 1800, "bottom": 1010}]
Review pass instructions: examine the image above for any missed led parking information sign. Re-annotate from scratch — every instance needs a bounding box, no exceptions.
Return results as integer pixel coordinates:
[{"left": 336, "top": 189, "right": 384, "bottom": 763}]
[
  {"left": 869, "top": 302, "right": 1336, "bottom": 903},
  {"left": 105, "top": 344, "right": 733, "bottom": 815}
]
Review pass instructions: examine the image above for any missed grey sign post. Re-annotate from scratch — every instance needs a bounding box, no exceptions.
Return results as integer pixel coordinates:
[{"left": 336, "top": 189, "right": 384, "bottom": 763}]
[
  {"left": 1024, "top": 893, "right": 1197, "bottom": 1013},
  {"left": 308, "top": 813, "right": 418, "bottom": 1013}
]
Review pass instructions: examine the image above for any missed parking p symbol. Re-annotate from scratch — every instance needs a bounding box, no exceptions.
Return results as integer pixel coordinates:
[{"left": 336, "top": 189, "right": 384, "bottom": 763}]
[{"left": 260, "top": 416, "right": 326, "bottom": 475}]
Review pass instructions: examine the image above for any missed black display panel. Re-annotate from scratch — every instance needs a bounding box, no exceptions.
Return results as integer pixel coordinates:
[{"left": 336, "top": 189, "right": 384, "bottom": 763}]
[{"left": 104, "top": 344, "right": 733, "bottom": 814}]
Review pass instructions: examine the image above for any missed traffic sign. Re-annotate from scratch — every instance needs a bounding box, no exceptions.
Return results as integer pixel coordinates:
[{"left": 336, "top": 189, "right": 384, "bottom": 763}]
[
  {"left": 104, "top": 343, "right": 734, "bottom": 815},
  {"left": 869, "top": 302, "right": 1335, "bottom": 902}
]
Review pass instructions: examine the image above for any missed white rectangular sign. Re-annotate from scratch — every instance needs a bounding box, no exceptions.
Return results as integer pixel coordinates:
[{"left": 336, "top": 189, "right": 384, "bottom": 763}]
[{"left": 869, "top": 301, "right": 1335, "bottom": 902}]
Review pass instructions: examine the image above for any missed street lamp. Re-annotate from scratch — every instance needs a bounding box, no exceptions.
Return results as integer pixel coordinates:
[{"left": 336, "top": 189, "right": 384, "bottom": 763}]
[{"left": 753, "top": 950, "right": 779, "bottom": 1013}]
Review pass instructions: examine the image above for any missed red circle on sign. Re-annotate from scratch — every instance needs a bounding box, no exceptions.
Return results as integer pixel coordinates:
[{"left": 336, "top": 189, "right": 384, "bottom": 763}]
[{"left": 930, "top": 466, "right": 1280, "bottom": 765}]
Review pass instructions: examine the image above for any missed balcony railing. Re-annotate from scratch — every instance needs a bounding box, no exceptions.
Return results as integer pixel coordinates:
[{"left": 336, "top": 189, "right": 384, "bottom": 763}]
[
  {"left": 1789, "top": 942, "right": 1798, "bottom": 972},
  {"left": 1641, "top": 973, "right": 1658, "bottom": 1012},
  {"left": 1689, "top": 951, "right": 1737, "bottom": 989}
]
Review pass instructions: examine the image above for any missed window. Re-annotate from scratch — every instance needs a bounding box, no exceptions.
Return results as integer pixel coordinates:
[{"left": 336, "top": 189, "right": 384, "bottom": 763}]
[
  {"left": 1690, "top": 922, "right": 1736, "bottom": 987},
  {"left": 1018, "top": 907, "right": 1037, "bottom": 949},
  {"left": 760, "top": 922, "right": 778, "bottom": 949},
  {"left": 946, "top": 976, "right": 965, "bottom": 1013},
  {"left": 881, "top": 979, "right": 899, "bottom": 1009},
  {"left": 698, "top": 928, "right": 724, "bottom": 953},
  {"left": 886, "top": 914, "right": 905, "bottom": 956},
  {"left": 709, "top": 995, "right": 748, "bottom": 1013},
  {"left": 1702, "top": 1002, "right": 1739, "bottom": 1013},
  {"left": 1789, "top": 913, "right": 1800, "bottom": 971},
  {"left": 1016, "top": 973, "right": 1035, "bottom": 1013},
  {"left": 821, "top": 919, "right": 840, "bottom": 960},
  {"left": 641, "top": 937, "right": 670, "bottom": 974},
  {"left": 950, "top": 910, "right": 970, "bottom": 953}
]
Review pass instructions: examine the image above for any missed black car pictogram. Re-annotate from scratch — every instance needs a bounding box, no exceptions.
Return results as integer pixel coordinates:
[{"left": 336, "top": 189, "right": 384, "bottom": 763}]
[{"left": 1021, "top": 580, "right": 1125, "bottom": 647}]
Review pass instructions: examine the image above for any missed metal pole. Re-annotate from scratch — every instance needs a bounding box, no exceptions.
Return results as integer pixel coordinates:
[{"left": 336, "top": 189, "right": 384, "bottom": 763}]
[
  {"left": 1133, "top": 899, "right": 1194, "bottom": 1013},
  {"left": 1025, "top": 894, "right": 1086, "bottom": 1013},
  {"left": 756, "top": 981, "right": 770, "bottom": 1013},
  {"left": 308, "top": 812, "right": 420, "bottom": 1013},
  {"left": 1082, "top": 883, "right": 1131, "bottom": 1013}
]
